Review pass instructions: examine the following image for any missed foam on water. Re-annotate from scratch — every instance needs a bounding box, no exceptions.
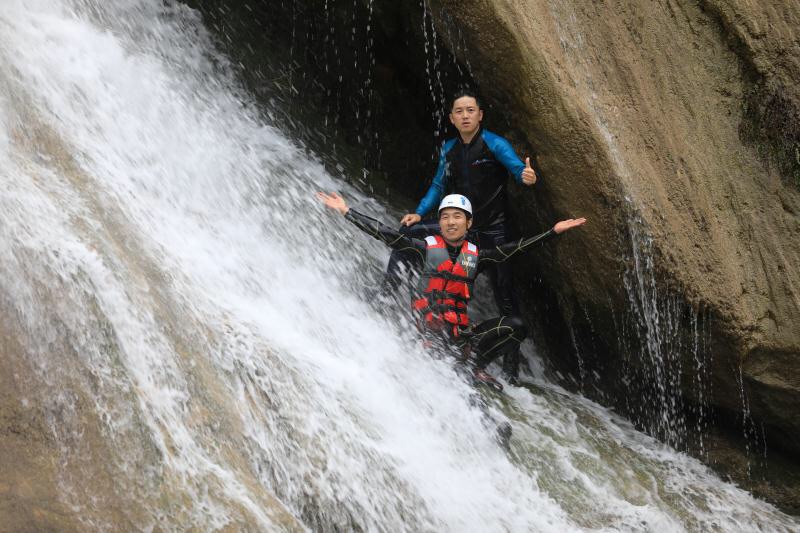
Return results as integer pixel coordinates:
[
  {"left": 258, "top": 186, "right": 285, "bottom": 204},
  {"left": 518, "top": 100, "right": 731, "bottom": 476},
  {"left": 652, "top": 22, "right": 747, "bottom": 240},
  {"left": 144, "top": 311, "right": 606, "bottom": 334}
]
[{"left": 0, "top": 1, "right": 797, "bottom": 531}]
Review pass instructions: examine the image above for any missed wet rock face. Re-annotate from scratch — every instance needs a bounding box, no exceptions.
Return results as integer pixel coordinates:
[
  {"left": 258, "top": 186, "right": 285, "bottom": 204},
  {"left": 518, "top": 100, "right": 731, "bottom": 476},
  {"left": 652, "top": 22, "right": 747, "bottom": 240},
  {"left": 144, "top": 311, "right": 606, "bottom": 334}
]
[
  {"left": 0, "top": 331, "right": 81, "bottom": 533},
  {"left": 427, "top": 0, "right": 800, "bottom": 493}
]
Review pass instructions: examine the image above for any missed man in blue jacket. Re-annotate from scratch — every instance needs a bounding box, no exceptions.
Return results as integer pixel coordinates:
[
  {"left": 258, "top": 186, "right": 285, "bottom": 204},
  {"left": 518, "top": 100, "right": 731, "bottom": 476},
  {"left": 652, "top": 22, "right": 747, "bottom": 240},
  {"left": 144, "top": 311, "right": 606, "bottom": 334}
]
[{"left": 386, "top": 90, "right": 538, "bottom": 383}]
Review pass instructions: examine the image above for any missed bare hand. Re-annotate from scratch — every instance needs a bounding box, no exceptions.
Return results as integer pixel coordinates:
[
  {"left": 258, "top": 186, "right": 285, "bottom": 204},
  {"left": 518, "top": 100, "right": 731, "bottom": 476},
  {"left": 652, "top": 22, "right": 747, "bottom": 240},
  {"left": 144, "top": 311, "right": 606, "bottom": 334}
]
[
  {"left": 553, "top": 217, "right": 586, "bottom": 234},
  {"left": 521, "top": 157, "right": 537, "bottom": 186},
  {"left": 400, "top": 213, "right": 422, "bottom": 226},
  {"left": 316, "top": 191, "right": 349, "bottom": 215}
]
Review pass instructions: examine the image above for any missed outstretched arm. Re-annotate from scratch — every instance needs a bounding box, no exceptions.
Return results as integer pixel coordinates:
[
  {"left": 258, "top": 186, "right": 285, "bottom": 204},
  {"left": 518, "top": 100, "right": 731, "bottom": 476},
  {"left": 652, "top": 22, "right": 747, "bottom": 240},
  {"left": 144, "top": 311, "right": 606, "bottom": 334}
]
[
  {"left": 478, "top": 218, "right": 586, "bottom": 265},
  {"left": 317, "top": 191, "right": 350, "bottom": 215},
  {"left": 316, "top": 192, "right": 426, "bottom": 257}
]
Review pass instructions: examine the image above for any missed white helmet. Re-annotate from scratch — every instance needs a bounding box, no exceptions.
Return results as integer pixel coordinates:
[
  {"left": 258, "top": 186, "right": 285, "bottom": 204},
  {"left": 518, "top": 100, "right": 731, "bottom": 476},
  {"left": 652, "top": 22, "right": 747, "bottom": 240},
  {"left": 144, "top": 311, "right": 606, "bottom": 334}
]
[{"left": 438, "top": 194, "right": 473, "bottom": 217}]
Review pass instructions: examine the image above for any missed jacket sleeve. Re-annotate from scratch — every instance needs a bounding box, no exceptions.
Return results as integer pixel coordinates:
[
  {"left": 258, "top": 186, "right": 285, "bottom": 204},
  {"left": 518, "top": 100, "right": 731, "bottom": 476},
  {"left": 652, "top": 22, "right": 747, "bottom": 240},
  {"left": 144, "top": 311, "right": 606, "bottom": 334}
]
[
  {"left": 478, "top": 228, "right": 557, "bottom": 267},
  {"left": 483, "top": 131, "right": 526, "bottom": 184},
  {"left": 345, "top": 209, "right": 426, "bottom": 258},
  {"left": 415, "top": 141, "right": 454, "bottom": 216}
]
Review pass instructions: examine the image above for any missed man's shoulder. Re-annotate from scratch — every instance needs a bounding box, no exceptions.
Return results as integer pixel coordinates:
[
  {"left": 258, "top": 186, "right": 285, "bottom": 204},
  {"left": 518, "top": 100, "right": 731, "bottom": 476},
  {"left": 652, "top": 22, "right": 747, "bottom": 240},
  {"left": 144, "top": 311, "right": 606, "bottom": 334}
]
[
  {"left": 441, "top": 137, "right": 458, "bottom": 152},
  {"left": 424, "top": 234, "right": 446, "bottom": 248},
  {"left": 480, "top": 129, "right": 511, "bottom": 146}
]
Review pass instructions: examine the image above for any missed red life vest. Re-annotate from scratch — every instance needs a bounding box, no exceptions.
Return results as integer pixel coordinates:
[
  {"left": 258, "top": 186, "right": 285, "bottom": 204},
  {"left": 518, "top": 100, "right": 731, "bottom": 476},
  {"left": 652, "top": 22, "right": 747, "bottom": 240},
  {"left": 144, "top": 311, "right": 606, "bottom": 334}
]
[{"left": 412, "top": 235, "right": 479, "bottom": 336}]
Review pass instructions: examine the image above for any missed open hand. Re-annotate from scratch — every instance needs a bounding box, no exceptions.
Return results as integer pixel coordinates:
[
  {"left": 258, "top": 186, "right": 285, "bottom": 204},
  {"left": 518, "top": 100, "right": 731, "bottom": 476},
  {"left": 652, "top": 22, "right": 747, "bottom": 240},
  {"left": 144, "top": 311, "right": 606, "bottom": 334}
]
[
  {"left": 521, "top": 157, "right": 537, "bottom": 186},
  {"left": 316, "top": 191, "right": 349, "bottom": 215},
  {"left": 400, "top": 213, "right": 422, "bottom": 226},
  {"left": 553, "top": 217, "right": 586, "bottom": 234}
]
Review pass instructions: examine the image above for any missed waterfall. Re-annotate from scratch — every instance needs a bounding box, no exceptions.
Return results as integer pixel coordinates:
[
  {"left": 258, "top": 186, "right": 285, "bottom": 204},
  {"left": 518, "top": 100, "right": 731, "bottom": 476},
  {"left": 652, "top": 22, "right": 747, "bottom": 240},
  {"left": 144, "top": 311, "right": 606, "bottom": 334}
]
[{"left": 0, "top": 1, "right": 797, "bottom": 531}]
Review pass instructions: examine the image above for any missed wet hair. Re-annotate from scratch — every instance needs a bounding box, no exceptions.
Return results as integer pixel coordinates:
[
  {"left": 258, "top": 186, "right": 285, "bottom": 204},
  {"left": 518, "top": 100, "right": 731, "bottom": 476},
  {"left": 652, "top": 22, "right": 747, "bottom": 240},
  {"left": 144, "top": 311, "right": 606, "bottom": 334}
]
[{"left": 451, "top": 89, "right": 482, "bottom": 110}]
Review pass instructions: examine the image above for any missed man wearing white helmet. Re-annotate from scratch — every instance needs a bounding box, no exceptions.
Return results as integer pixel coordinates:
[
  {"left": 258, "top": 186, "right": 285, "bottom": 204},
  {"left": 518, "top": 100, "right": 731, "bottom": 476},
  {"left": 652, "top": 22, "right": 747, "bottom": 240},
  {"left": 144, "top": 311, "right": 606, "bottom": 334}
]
[
  {"left": 384, "top": 89, "right": 539, "bottom": 382},
  {"left": 316, "top": 190, "right": 585, "bottom": 389}
]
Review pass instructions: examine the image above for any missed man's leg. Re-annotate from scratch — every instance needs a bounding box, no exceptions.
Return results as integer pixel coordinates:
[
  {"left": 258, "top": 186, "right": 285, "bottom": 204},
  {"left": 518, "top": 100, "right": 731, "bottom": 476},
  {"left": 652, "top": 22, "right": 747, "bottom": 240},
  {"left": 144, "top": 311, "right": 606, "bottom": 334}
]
[
  {"left": 473, "top": 223, "right": 520, "bottom": 315},
  {"left": 383, "top": 219, "right": 440, "bottom": 291},
  {"left": 472, "top": 224, "right": 524, "bottom": 381},
  {"left": 469, "top": 316, "right": 527, "bottom": 388},
  {"left": 471, "top": 316, "right": 527, "bottom": 370}
]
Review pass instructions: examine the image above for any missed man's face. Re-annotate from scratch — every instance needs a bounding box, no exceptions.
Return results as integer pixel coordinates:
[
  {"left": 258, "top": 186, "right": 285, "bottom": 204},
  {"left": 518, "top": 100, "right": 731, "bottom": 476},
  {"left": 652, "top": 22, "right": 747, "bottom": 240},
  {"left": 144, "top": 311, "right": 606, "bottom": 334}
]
[
  {"left": 438, "top": 208, "right": 472, "bottom": 244},
  {"left": 449, "top": 96, "right": 483, "bottom": 137}
]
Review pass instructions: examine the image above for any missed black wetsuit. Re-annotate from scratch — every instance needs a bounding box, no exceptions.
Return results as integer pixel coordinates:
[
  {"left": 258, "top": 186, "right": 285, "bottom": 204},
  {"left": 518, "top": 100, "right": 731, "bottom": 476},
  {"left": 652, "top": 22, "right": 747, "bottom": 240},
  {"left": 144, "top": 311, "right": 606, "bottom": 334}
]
[
  {"left": 385, "top": 129, "right": 536, "bottom": 375},
  {"left": 347, "top": 209, "right": 557, "bottom": 373}
]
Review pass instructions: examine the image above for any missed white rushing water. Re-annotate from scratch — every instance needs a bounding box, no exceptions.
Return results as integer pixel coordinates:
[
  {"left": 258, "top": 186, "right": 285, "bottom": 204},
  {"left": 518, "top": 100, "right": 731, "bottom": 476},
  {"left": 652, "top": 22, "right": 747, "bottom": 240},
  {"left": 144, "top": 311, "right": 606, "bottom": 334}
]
[{"left": 0, "top": 1, "right": 797, "bottom": 531}]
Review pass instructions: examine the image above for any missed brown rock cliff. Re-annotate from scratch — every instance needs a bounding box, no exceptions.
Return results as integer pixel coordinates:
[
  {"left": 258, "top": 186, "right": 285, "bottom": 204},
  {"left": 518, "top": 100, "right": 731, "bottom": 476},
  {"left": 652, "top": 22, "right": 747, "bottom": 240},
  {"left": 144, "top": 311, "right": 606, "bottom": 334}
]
[{"left": 429, "top": 0, "right": 800, "bottom": 477}]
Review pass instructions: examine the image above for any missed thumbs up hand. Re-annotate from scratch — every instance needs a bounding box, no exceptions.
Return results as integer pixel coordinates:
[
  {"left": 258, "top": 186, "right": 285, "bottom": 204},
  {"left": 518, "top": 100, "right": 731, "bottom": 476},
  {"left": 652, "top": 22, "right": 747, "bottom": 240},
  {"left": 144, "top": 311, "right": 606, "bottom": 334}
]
[{"left": 521, "top": 157, "right": 537, "bottom": 186}]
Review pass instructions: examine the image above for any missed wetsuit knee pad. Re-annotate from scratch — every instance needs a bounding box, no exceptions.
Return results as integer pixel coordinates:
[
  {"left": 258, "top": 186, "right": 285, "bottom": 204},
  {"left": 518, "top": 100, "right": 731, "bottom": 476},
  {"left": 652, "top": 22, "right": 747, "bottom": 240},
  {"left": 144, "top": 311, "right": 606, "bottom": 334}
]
[{"left": 505, "top": 316, "right": 527, "bottom": 338}]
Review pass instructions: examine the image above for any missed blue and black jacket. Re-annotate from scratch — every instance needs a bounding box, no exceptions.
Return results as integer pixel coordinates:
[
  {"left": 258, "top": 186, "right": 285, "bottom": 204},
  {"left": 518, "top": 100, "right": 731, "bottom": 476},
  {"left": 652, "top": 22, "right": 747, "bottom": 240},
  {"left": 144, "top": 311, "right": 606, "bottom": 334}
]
[{"left": 415, "top": 128, "right": 527, "bottom": 229}]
